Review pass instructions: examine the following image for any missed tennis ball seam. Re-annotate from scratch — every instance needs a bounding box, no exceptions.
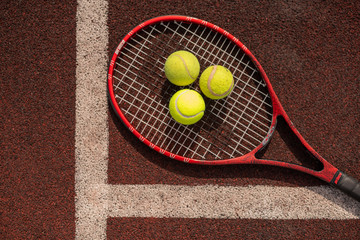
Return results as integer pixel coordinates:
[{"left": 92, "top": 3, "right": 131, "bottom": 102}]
[
  {"left": 207, "top": 65, "right": 234, "bottom": 97},
  {"left": 175, "top": 90, "right": 204, "bottom": 118},
  {"left": 174, "top": 54, "right": 197, "bottom": 80}
]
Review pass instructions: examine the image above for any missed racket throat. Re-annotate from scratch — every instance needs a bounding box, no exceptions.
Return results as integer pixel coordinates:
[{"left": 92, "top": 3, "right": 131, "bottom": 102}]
[{"left": 256, "top": 116, "right": 324, "bottom": 172}]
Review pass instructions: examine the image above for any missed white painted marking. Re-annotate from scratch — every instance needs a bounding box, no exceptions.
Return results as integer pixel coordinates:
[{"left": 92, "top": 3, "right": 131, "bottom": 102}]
[
  {"left": 108, "top": 185, "right": 360, "bottom": 219},
  {"left": 75, "top": 0, "right": 109, "bottom": 239}
]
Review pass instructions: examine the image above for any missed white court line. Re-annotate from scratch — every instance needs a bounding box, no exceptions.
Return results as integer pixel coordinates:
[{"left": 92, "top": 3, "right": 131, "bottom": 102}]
[
  {"left": 108, "top": 184, "right": 360, "bottom": 219},
  {"left": 75, "top": 2, "right": 359, "bottom": 239},
  {"left": 75, "top": 0, "right": 109, "bottom": 239}
]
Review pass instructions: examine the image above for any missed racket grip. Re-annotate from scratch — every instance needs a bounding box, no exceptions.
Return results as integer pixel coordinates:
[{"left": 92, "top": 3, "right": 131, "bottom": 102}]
[{"left": 334, "top": 172, "right": 360, "bottom": 201}]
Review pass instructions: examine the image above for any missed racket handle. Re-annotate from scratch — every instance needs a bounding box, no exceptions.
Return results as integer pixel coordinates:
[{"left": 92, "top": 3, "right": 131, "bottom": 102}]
[{"left": 334, "top": 172, "right": 360, "bottom": 201}]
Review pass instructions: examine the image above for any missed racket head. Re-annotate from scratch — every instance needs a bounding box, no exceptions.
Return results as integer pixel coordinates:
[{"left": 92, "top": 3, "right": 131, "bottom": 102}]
[{"left": 108, "top": 15, "right": 279, "bottom": 165}]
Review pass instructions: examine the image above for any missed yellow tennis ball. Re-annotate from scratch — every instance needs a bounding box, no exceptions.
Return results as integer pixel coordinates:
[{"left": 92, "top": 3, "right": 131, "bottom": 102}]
[
  {"left": 199, "top": 65, "right": 234, "bottom": 99},
  {"left": 169, "top": 89, "right": 205, "bottom": 125},
  {"left": 164, "top": 50, "right": 200, "bottom": 86}
]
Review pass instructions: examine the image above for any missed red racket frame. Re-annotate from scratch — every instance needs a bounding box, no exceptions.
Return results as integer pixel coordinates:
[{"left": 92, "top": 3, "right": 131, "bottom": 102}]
[{"left": 108, "top": 15, "right": 357, "bottom": 196}]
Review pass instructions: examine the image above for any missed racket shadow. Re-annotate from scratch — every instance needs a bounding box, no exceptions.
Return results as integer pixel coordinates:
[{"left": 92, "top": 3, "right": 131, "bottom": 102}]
[
  {"left": 256, "top": 116, "right": 324, "bottom": 171},
  {"left": 109, "top": 106, "right": 322, "bottom": 186}
]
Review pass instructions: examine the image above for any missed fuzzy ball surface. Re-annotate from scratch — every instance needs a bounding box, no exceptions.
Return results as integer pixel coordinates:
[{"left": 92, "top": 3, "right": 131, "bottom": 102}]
[
  {"left": 199, "top": 65, "right": 234, "bottom": 99},
  {"left": 164, "top": 50, "right": 200, "bottom": 86},
  {"left": 169, "top": 89, "right": 205, "bottom": 125}
]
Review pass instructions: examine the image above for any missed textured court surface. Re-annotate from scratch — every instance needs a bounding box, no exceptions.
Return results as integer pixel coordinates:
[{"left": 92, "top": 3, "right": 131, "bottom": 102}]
[{"left": 1, "top": 0, "right": 359, "bottom": 239}]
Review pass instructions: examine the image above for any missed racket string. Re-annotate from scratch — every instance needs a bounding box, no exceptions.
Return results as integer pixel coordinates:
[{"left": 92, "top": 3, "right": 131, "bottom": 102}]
[
  {"left": 114, "top": 60, "right": 262, "bottom": 157},
  {"left": 113, "top": 63, "right": 242, "bottom": 157},
  {"left": 140, "top": 24, "right": 273, "bottom": 120},
  {"left": 116, "top": 30, "right": 266, "bottom": 158},
  {"left": 128, "top": 22, "right": 270, "bottom": 112},
  {"left": 114, "top": 73, "right": 237, "bottom": 159},
  {"left": 122, "top": 25, "right": 273, "bottom": 129},
  {"left": 161, "top": 21, "right": 269, "bottom": 92},
  {"left": 233, "top": 80, "right": 271, "bottom": 156},
  {"left": 112, "top": 20, "right": 273, "bottom": 160}
]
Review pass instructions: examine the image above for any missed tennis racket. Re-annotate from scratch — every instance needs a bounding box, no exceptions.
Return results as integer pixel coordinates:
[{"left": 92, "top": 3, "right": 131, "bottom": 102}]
[{"left": 107, "top": 15, "right": 360, "bottom": 201}]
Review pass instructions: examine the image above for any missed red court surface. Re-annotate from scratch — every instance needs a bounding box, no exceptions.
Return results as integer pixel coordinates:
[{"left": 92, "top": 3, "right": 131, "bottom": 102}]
[{"left": 1, "top": 0, "right": 359, "bottom": 239}]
